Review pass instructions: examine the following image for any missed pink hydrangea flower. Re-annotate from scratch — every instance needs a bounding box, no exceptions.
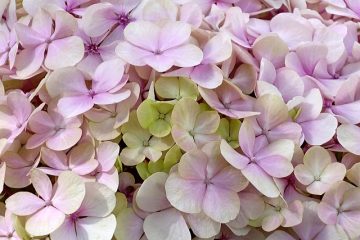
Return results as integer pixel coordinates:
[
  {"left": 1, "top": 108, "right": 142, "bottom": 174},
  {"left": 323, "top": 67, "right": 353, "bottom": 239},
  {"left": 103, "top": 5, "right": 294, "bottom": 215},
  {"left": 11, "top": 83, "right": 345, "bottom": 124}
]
[
  {"left": 165, "top": 142, "right": 248, "bottom": 223},
  {"left": 220, "top": 118, "right": 294, "bottom": 197},
  {"left": 5, "top": 170, "right": 85, "bottom": 236},
  {"left": 50, "top": 182, "right": 116, "bottom": 240},
  {"left": 116, "top": 21, "right": 203, "bottom": 72},
  {"left": 318, "top": 181, "right": 360, "bottom": 239},
  {"left": 14, "top": 10, "right": 84, "bottom": 78},
  {"left": 46, "top": 59, "right": 130, "bottom": 118},
  {"left": 26, "top": 107, "right": 83, "bottom": 151}
]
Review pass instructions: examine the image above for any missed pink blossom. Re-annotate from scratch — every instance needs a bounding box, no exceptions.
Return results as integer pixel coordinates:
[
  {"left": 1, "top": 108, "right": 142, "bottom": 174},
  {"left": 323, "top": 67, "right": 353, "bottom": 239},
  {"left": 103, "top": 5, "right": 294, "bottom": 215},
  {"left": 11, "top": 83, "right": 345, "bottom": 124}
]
[
  {"left": 116, "top": 21, "right": 203, "bottom": 72},
  {"left": 220, "top": 118, "right": 294, "bottom": 197},
  {"left": 5, "top": 170, "right": 85, "bottom": 236},
  {"left": 14, "top": 10, "right": 84, "bottom": 78}
]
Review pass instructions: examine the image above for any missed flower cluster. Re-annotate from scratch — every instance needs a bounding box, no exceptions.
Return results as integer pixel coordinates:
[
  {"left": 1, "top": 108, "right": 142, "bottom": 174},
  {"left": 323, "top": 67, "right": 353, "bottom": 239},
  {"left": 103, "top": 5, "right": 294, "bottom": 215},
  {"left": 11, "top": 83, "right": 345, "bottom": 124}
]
[{"left": 0, "top": 0, "right": 360, "bottom": 239}]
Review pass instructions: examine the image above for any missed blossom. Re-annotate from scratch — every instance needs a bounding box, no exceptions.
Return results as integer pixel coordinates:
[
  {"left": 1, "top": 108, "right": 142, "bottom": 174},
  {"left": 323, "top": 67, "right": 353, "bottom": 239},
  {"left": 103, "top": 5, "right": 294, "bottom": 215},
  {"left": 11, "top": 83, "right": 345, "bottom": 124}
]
[
  {"left": 46, "top": 59, "right": 130, "bottom": 118},
  {"left": 5, "top": 170, "right": 85, "bottom": 236},
  {"left": 39, "top": 143, "right": 98, "bottom": 177},
  {"left": 167, "top": 33, "right": 232, "bottom": 88},
  {"left": 220, "top": 118, "right": 294, "bottom": 197},
  {"left": 0, "top": 91, "right": 43, "bottom": 142},
  {"left": 165, "top": 142, "right": 248, "bottom": 223},
  {"left": 50, "top": 182, "right": 116, "bottom": 240},
  {"left": 0, "top": 26, "right": 17, "bottom": 75},
  {"left": 14, "top": 10, "right": 84, "bottom": 78},
  {"left": 91, "top": 141, "right": 120, "bottom": 192},
  {"left": 26, "top": 107, "right": 83, "bottom": 150},
  {"left": 260, "top": 198, "right": 303, "bottom": 232},
  {"left": 1, "top": 146, "right": 40, "bottom": 188},
  {"left": 116, "top": 21, "right": 203, "bottom": 72},
  {"left": 294, "top": 146, "right": 346, "bottom": 195},
  {"left": 318, "top": 181, "right": 360, "bottom": 239},
  {"left": 81, "top": 0, "right": 141, "bottom": 38},
  {"left": 171, "top": 98, "right": 220, "bottom": 151},
  {"left": 120, "top": 111, "right": 174, "bottom": 166}
]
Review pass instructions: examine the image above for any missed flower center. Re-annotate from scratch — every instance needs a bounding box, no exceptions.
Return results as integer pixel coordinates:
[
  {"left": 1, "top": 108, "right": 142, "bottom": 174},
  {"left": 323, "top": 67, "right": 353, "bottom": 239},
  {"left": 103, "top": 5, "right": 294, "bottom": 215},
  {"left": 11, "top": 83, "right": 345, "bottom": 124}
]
[
  {"left": 88, "top": 89, "right": 96, "bottom": 98},
  {"left": 86, "top": 44, "right": 99, "bottom": 55},
  {"left": 117, "top": 13, "right": 132, "bottom": 27},
  {"left": 143, "top": 140, "right": 149, "bottom": 147},
  {"left": 154, "top": 49, "right": 163, "bottom": 55},
  {"left": 159, "top": 113, "right": 165, "bottom": 119},
  {"left": 323, "top": 99, "right": 334, "bottom": 109}
]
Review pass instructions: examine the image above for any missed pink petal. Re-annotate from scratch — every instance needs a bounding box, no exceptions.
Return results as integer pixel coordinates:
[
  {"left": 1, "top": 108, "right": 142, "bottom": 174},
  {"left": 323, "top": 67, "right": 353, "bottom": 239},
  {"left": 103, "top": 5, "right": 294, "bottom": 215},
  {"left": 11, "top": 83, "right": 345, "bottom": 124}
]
[
  {"left": 92, "top": 59, "right": 125, "bottom": 93},
  {"left": 165, "top": 172, "right": 205, "bottom": 214},
  {"left": 136, "top": 172, "right": 171, "bottom": 212},
  {"left": 301, "top": 113, "right": 338, "bottom": 145},
  {"left": 76, "top": 215, "right": 116, "bottom": 240},
  {"left": 52, "top": 171, "right": 86, "bottom": 214},
  {"left": 15, "top": 23, "right": 45, "bottom": 47},
  {"left": 337, "top": 124, "right": 360, "bottom": 155},
  {"left": 124, "top": 21, "right": 160, "bottom": 52},
  {"left": 44, "top": 36, "right": 84, "bottom": 70},
  {"left": 96, "top": 141, "right": 120, "bottom": 172},
  {"left": 96, "top": 167, "right": 119, "bottom": 192},
  {"left": 15, "top": 43, "right": 46, "bottom": 78},
  {"left": 220, "top": 140, "right": 249, "bottom": 170},
  {"left": 115, "top": 42, "right": 152, "bottom": 66},
  {"left": 28, "top": 111, "right": 55, "bottom": 133},
  {"left": 158, "top": 21, "right": 191, "bottom": 51},
  {"left": 50, "top": 217, "right": 77, "bottom": 240},
  {"left": 5, "top": 192, "right": 45, "bottom": 215},
  {"left": 30, "top": 169, "right": 53, "bottom": 201},
  {"left": 93, "top": 90, "right": 131, "bottom": 105},
  {"left": 143, "top": 208, "right": 191, "bottom": 240},
  {"left": 40, "top": 148, "right": 68, "bottom": 170},
  {"left": 186, "top": 212, "right": 221, "bottom": 239},
  {"left": 26, "top": 206, "right": 65, "bottom": 237},
  {"left": 78, "top": 182, "right": 116, "bottom": 217},
  {"left": 7, "top": 91, "right": 32, "bottom": 124},
  {"left": 241, "top": 163, "right": 280, "bottom": 198},
  {"left": 163, "top": 44, "right": 203, "bottom": 68},
  {"left": 203, "top": 184, "right": 240, "bottom": 223},
  {"left": 211, "top": 166, "right": 248, "bottom": 192},
  {"left": 57, "top": 95, "right": 94, "bottom": 118},
  {"left": 191, "top": 64, "right": 223, "bottom": 89},
  {"left": 202, "top": 33, "right": 232, "bottom": 64},
  {"left": 239, "top": 119, "right": 255, "bottom": 158},
  {"left": 46, "top": 127, "right": 81, "bottom": 151},
  {"left": 81, "top": 3, "right": 118, "bottom": 37},
  {"left": 68, "top": 143, "right": 97, "bottom": 175}
]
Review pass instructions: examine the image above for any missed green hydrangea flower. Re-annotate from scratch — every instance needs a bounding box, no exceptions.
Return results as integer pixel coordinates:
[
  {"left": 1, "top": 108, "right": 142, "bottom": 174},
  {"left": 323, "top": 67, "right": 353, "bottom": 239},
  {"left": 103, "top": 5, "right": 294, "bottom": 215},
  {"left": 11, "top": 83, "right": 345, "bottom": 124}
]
[{"left": 137, "top": 99, "right": 174, "bottom": 138}]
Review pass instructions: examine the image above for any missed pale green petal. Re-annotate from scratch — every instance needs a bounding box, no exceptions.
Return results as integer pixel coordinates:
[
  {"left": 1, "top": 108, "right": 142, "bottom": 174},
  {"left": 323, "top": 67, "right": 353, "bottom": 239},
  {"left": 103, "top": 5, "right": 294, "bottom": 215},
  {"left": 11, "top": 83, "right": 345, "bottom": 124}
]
[
  {"left": 163, "top": 145, "right": 182, "bottom": 172},
  {"left": 137, "top": 99, "right": 159, "bottom": 129},
  {"left": 149, "top": 120, "right": 172, "bottom": 138},
  {"left": 155, "top": 76, "right": 198, "bottom": 100}
]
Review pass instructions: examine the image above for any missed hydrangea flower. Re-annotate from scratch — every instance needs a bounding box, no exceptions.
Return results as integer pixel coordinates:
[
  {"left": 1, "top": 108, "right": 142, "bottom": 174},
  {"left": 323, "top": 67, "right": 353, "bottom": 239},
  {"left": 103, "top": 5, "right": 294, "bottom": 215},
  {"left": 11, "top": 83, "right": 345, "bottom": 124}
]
[
  {"left": 50, "top": 182, "right": 116, "bottom": 240},
  {"left": 14, "top": 10, "right": 84, "bottom": 78},
  {"left": 82, "top": 0, "right": 141, "bottom": 38},
  {"left": 1, "top": 146, "right": 40, "bottom": 188},
  {"left": 165, "top": 142, "right": 248, "bottom": 223},
  {"left": 46, "top": 59, "right": 130, "bottom": 118},
  {"left": 318, "top": 181, "right": 360, "bottom": 239},
  {"left": 294, "top": 146, "right": 346, "bottom": 195},
  {"left": 26, "top": 107, "right": 83, "bottom": 150},
  {"left": 120, "top": 111, "right": 174, "bottom": 166},
  {"left": 39, "top": 143, "right": 98, "bottom": 177},
  {"left": 0, "top": 91, "right": 43, "bottom": 142},
  {"left": 171, "top": 98, "right": 220, "bottom": 151},
  {"left": 116, "top": 21, "right": 203, "bottom": 72},
  {"left": 220, "top": 118, "right": 294, "bottom": 197},
  {"left": 5, "top": 170, "right": 85, "bottom": 236}
]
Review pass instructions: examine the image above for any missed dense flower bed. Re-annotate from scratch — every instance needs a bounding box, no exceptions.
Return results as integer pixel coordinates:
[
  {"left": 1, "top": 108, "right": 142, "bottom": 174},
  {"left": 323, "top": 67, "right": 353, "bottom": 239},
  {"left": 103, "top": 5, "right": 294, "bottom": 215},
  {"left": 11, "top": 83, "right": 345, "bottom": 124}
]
[{"left": 0, "top": 0, "right": 360, "bottom": 239}]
